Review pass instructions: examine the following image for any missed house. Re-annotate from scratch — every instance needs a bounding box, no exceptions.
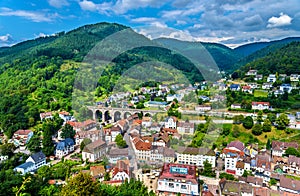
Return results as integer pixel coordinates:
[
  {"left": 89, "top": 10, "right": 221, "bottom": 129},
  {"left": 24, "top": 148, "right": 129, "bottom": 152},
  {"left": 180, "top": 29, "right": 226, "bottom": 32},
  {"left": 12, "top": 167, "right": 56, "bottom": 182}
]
[
  {"left": 242, "top": 85, "right": 253, "bottom": 93},
  {"left": 219, "top": 179, "right": 253, "bottom": 196},
  {"left": 82, "top": 139, "right": 108, "bottom": 162},
  {"left": 166, "top": 94, "right": 182, "bottom": 102},
  {"left": 274, "top": 89, "right": 284, "bottom": 97},
  {"left": 267, "top": 74, "right": 277, "bottom": 83},
  {"left": 141, "top": 116, "right": 152, "bottom": 128},
  {"left": 103, "top": 126, "right": 122, "bottom": 143},
  {"left": 195, "top": 105, "right": 212, "bottom": 112},
  {"left": 272, "top": 141, "right": 299, "bottom": 157},
  {"left": 59, "top": 111, "right": 72, "bottom": 122},
  {"left": 111, "top": 167, "right": 130, "bottom": 183},
  {"left": 40, "top": 112, "right": 53, "bottom": 121},
  {"left": 287, "top": 155, "right": 300, "bottom": 175},
  {"left": 279, "top": 176, "right": 300, "bottom": 194},
  {"left": 246, "top": 69, "right": 257, "bottom": 76},
  {"left": 74, "top": 129, "right": 103, "bottom": 145},
  {"left": 131, "top": 137, "right": 151, "bottom": 161},
  {"left": 296, "top": 112, "right": 300, "bottom": 121},
  {"left": 222, "top": 141, "right": 245, "bottom": 175},
  {"left": 262, "top": 83, "right": 273, "bottom": 90},
  {"left": 199, "top": 95, "right": 210, "bottom": 102},
  {"left": 88, "top": 165, "right": 106, "bottom": 181},
  {"left": 252, "top": 102, "right": 270, "bottom": 110},
  {"left": 144, "top": 101, "right": 167, "bottom": 108},
  {"left": 231, "top": 104, "right": 241, "bottom": 109},
  {"left": 254, "top": 155, "right": 272, "bottom": 183},
  {"left": 11, "top": 129, "right": 34, "bottom": 149},
  {"left": 230, "top": 84, "right": 240, "bottom": 91},
  {"left": 254, "top": 74, "right": 263, "bottom": 81},
  {"left": 280, "top": 84, "right": 293, "bottom": 93},
  {"left": 14, "top": 151, "right": 46, "bottom": 175},
  {"left": 108, "top": 147, "right": 129, "bottom": 164},
  {"left": 14, "top": 162, "right": 35, "bottom": 175},
  {"left": 165, "top": 116, "right": 177, "bottom": 129},
  {"left": 248, "top": 83, "right": 259, "bottom": 89},
  {"left": 55, "top": 138, "right": 75, "bottom": 158},
  {"left": 239, "top": 176, "right": 264, "bottom": 187},
  {"left": 290, "top": 74, "right": 299, "bottom": 82},
  {"left": 67, "top": 119, "right": 97, "bottom": 132},
  {"left": 26, "top": 151, "right": 47, "bottom": 170},
  {"left": 157, "top": 163, "right": 199, "bottom": 196},
  {"left": 176, "top": 147, "right": 216, "bottom": 167},
  {"left": 177, "top": 121, "right": 195, "bottom": 135}
]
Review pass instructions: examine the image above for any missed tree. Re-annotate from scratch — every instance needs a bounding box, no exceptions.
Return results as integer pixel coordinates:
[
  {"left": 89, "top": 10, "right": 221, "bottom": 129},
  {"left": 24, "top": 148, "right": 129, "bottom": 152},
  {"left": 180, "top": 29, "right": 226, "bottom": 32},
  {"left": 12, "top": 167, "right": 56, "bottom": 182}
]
[
  {"left": 276, "top": 114, "right": 290, "bottom": 130},
  {"left": 262, "top": 119, "right": 272, "bottom": 132},
  {"left": 42, "top": 123, "right": 55, "bottom": 156},
  {"left": 257, "top": 111, "right": 263, "bottom": 123},
  {"left": 233, "top": 115, "right": 244, "bottom": 124},
  {"left": 26, "top": 134, "right": 41, "bottom": 153},
  {"left": 266, "top": 139, "right": 271, "bottom": 150},
  {"left": 219, "top": 173, "right": 235, "bottom": 180},
  {"left": 80, "top": 138, "right": 92, "bottom": 152},
  {"left": 60, "top": 172, "right": 99, "bottom": 196},
  {"left": 243, "top": 116, "right": 254, "bottom": 129},
  {"left": 115, "top": 134, "right": 127, "bottom": 148},
  {"left": 0, "top": 143, "right": 16, "bottom": 157},
  {"left": 201, "top": 160, "right": 216, "bottom": 177},
  {"left": 232, "top": 125, "right": 241, "bottom": 137},
  {"left": 285, "top": 147, "right": 300, "bottom": 157},
  {"left": 61, "top": 124, "right": 75, "bottom": 139},
  {"left": 252, "top": 123, "right": 262, "bottom": 136},
  {"left": 267, "top": 113, "right": 276, "bottom": 123}
]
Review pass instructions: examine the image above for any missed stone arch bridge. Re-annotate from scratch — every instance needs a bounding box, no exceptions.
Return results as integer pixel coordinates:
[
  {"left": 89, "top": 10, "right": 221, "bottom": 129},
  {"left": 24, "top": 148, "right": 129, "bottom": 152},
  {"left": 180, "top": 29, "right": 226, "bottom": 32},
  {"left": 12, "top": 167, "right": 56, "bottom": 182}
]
[{"left": 87, "top": 106, "right": 165, "bottom": 122}]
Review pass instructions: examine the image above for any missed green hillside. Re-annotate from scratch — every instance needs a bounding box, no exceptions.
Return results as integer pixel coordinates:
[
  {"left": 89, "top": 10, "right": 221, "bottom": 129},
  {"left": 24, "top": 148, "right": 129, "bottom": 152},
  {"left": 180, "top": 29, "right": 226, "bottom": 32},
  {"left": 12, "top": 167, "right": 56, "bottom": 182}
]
[{"left": 238, "top": 41, "right": 300, "bottom": 76}]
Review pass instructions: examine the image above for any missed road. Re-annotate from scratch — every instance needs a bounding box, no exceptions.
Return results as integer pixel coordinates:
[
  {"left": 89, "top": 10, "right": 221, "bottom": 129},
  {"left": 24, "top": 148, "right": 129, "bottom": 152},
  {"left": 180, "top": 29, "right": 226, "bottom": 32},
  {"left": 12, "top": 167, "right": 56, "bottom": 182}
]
[{"left": 124, "top": 131, "right": 138, "bottom": 172}]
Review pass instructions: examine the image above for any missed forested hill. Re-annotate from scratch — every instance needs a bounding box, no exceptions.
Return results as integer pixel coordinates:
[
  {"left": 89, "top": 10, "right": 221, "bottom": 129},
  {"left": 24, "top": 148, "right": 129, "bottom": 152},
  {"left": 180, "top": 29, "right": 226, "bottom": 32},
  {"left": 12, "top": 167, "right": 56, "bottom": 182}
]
[
  {"left": 234, "top": 37, "right": 300, "bottom": 57},
  {"left": 237, "top": 41, "right": 300, "bottom": 76},
  {"left": 233, "top": 37, "right": 300, "bottom": 69},
  {"left": 155, "top": 38, "right": 242, "bottom": 72}
]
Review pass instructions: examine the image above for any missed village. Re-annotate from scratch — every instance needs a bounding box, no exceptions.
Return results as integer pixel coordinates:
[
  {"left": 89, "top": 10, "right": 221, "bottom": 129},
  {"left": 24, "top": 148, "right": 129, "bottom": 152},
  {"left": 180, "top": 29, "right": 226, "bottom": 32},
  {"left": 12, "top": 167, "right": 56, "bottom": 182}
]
[{"left": 1, "top": 71, "right": 300, "bottom": 196}]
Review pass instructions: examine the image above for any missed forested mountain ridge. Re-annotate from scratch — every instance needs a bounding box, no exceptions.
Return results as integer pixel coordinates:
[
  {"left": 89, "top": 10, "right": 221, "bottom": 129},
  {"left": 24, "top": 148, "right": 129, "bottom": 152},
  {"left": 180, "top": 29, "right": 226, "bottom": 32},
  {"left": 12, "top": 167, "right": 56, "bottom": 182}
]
[
  {"left": 237, "top": 41, "right": 300, "bottom": 76},
  {"left": 155, "top": 38, "right": 242, "bottom": 72},
  {"left": 234, "top": 37, "right": 300, "bottom": 57}
]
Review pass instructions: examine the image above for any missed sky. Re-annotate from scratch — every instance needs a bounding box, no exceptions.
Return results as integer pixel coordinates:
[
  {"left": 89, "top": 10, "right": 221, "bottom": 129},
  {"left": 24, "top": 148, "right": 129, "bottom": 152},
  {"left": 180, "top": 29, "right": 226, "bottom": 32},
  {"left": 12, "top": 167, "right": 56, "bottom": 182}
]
[{"left": 0, "top": 0, "right": 300, "bottom": 48}]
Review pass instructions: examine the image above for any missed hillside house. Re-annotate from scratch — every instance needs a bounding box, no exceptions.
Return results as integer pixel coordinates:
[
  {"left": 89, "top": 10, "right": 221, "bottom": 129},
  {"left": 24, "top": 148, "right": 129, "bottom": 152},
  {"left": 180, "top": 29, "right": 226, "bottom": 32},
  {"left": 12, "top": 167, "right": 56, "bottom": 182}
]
[
  {"left": 267, "top": 74, "right": 276, "bottom": 83},
  {"left": 252, "top": 102, "right": 270, "bottom": 110},
  {"left": 82, "top": 139, "right": 108, "bottom": 162},
  {"left": 55, "top": 138, "right": 75, "bottom": 158}
]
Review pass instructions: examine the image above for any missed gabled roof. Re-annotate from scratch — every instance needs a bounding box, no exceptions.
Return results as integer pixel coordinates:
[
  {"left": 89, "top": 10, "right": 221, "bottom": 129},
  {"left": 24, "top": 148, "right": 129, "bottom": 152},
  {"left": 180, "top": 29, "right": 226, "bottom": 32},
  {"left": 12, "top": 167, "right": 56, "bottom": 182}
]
[
  {"left": 56, "top": 138, "right": 74, "bottom": 150},
  {"left": 30, "top": 151, "right": 46, "bottom": 162},
  {"left": 227, "top": 141, "right": 245, "bottom": 152},
  {"left": 16, "top": 161, "right": 34, "bottom": 169}
]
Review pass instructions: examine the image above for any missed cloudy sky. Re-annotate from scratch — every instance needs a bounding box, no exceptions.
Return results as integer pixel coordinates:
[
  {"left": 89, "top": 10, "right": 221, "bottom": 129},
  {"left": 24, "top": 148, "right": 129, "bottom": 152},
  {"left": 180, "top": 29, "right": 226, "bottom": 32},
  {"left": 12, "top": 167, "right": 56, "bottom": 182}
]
[{"left": 0, "top": 0, "right": 299, "bottom": 48}]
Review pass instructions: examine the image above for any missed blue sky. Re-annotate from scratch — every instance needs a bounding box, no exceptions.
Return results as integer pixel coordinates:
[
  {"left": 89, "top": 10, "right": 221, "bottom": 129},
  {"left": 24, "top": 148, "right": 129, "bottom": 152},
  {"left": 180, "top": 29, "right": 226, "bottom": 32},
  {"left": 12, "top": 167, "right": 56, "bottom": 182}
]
[{"left": 0, "top": 0, "right": 300, "bottom": 48}]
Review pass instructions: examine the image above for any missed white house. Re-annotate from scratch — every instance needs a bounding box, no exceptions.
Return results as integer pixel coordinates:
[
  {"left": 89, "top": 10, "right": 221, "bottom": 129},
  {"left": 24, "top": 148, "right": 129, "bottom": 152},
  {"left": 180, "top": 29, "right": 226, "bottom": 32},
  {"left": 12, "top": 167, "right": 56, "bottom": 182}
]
[
  {"left": 14, "top": 151, "right": 46, "bottom": 175},
  {"left": 195, "top": 105, "right": 211, "bottom": 112},
  {"left": 165, "top": 116, "right": 177, "bottom": 129},
  {"left": 176, "top": 147, "right": 216, "bottom": 167},
  {"left": 82, "top": 139, "right": 108, "bottom": 162},
  {"left": 252, "top": 102, "right": 270, "bottom": 110},
  {"left": 141, "top": 116, "right": 152, "bottom": 128},
  {"left": 279, "top": 176, "right": 300, "bottom": 194},
  {"left": 40, "top": 112, "right": 53, "bottom": 121},
  {"left": 177, "top": 121, "right": 195, "bottom": 135},
  {"left": 267, "top": 74, "right": 276, "bottom": 83},
  {"left": 290, "top": 74, "right": 299, "bottom": 82},
  {"left": 231, "top": 104, "right": 242, "bottom": 109},
  {"left": 262, "top": 83, "right": 273, "bottom": 90},
  {"left": 280, "top": 84, "right": 293, "bottom": 93},
  {"left": 74, "top": 129, "right": 103, "bottom": 146},
  {"left": 246, "top": 70, "right": 257, "bottom": 76},
  {"left": 55, "top": 138, "right": 75, "bottom": 158}
]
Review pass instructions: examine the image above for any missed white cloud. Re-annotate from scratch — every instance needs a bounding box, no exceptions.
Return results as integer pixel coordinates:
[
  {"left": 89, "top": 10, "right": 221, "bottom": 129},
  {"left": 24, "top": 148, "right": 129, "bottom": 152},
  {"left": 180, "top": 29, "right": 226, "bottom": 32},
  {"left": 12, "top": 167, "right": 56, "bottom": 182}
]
[
  {"left": 48, "top": 0, "right": 69, "bottom": 8},
  {"left": 0, "top": 7, "right": 58, "bottom": 22},
  {"left": 78, "top": 0, "right": 112, "bottom": 14},
  {"left": 0, "top": 34, "right": 12, "bottom": 42},
  {"left": 131, "top": 17, "right": 157, "bottom": 23},
  {"left": 267, "top": 13, "right": 293, "bottom": 28}
]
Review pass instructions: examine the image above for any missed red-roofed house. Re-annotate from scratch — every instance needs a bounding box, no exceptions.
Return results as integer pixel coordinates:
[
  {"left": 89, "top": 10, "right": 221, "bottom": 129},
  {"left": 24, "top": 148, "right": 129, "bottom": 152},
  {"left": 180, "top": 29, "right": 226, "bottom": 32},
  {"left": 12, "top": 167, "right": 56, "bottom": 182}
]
[{"left": 252, "top": 102, "right": 270, "bottom": 110}]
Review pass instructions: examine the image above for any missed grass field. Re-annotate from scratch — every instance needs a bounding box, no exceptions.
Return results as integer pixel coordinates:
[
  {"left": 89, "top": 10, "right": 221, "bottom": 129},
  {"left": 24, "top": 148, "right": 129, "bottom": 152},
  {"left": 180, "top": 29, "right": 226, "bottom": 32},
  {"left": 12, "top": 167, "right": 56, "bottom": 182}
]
[{"left": 254, "top": 90, "right": 269, "bottom": 97}]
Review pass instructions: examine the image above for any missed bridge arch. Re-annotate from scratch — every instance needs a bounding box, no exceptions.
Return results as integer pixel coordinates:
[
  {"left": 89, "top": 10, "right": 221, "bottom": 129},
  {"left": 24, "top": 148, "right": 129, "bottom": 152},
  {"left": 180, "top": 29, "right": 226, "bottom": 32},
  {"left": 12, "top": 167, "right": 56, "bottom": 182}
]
[
  {"left": 124, "top": 112, "right": 132, "bottom": 119},
  {"left": 104, "top": 111, "right": 112, "bottom": 122},
  {"left": 114, "top": 111, "right": 122, "bottom": 122}
]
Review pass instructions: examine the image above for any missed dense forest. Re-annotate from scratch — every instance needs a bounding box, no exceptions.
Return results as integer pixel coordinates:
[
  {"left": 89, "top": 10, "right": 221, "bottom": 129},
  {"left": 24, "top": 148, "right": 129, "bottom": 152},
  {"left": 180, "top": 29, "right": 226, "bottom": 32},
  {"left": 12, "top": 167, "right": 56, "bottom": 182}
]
[{"left": 237, "top": 41, "right": 300, "bottom": 76}]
